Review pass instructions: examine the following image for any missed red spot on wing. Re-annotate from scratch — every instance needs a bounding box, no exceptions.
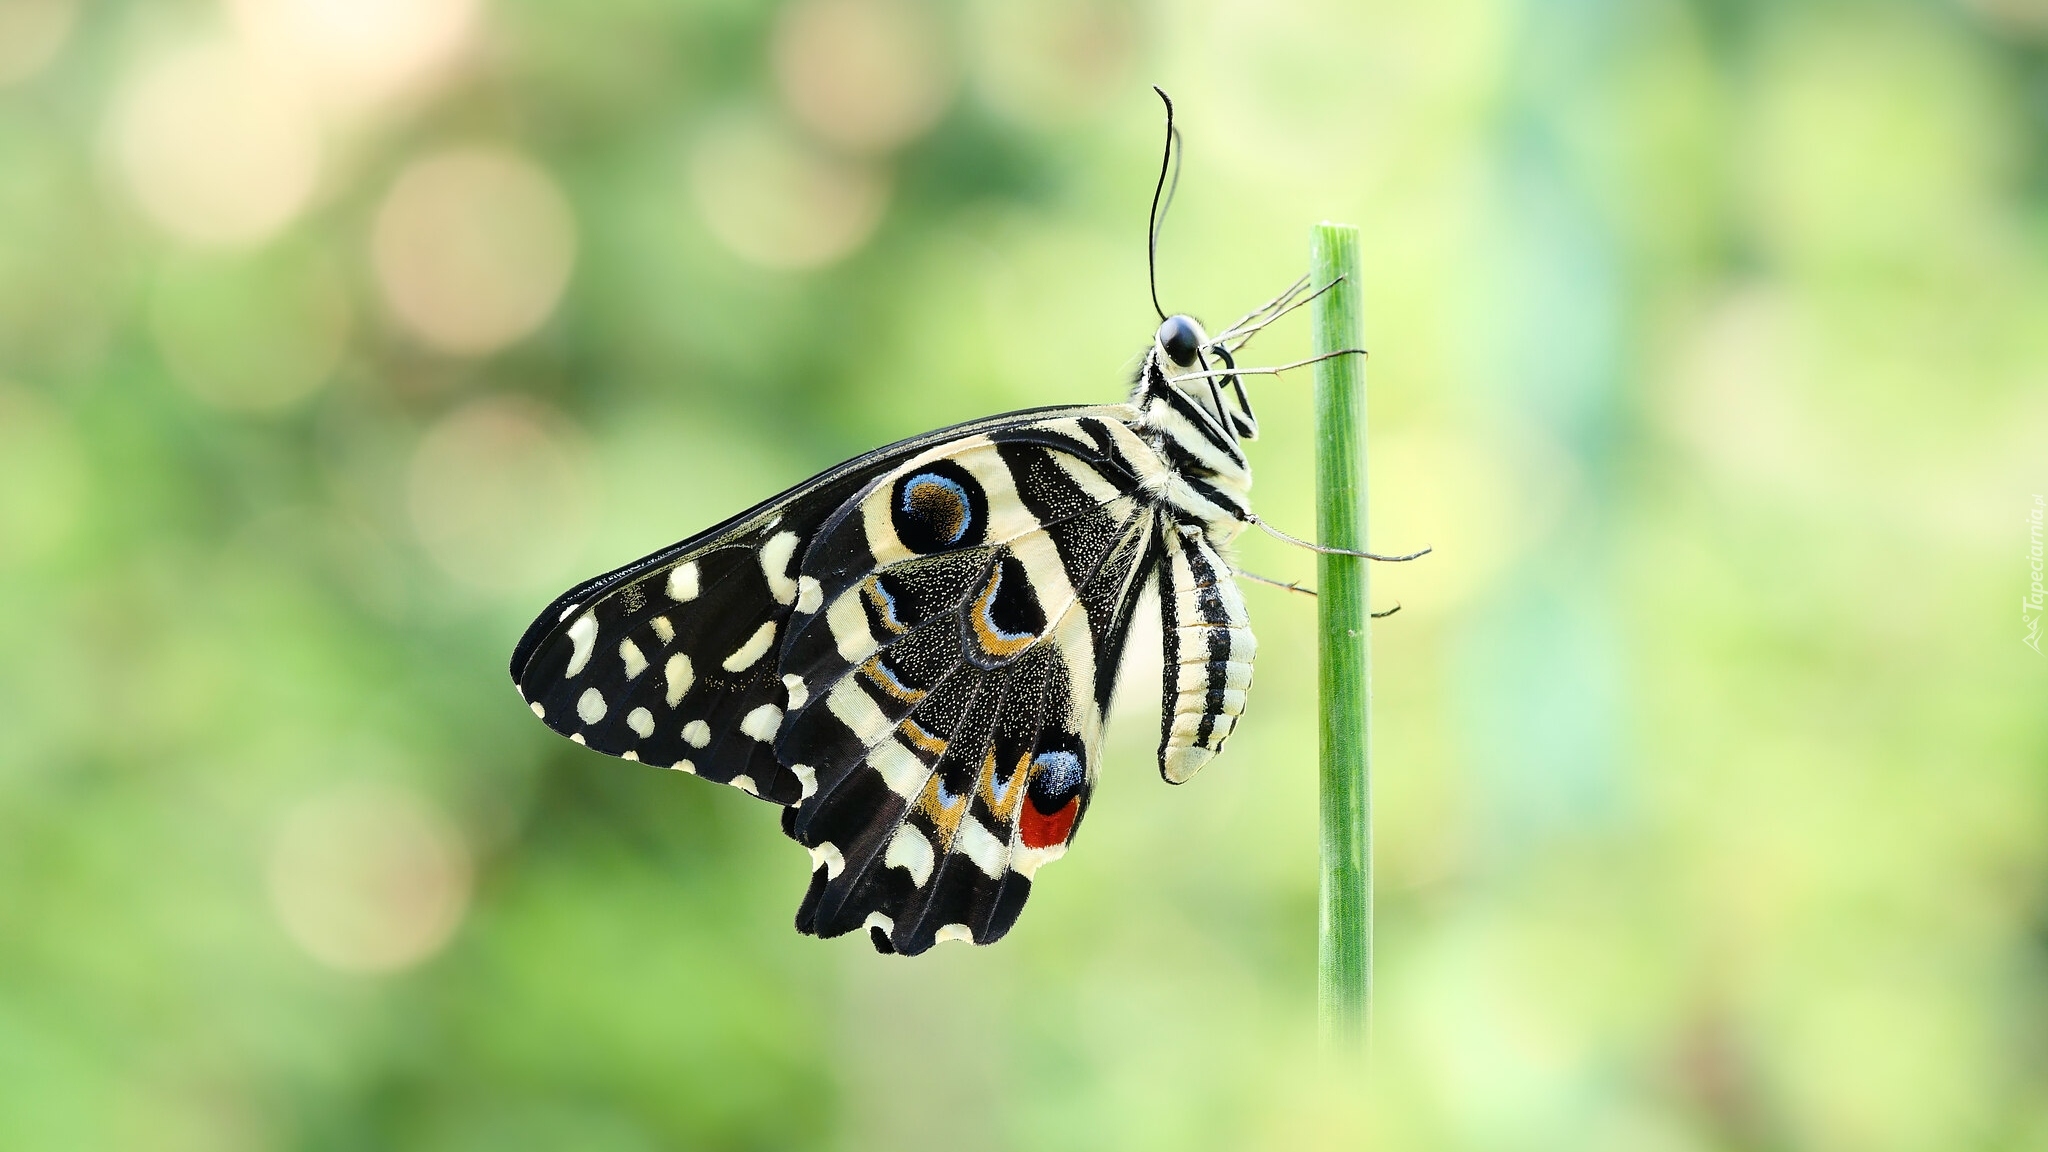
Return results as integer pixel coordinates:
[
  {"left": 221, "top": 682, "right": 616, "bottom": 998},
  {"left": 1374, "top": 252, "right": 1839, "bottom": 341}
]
[{"left": 1019, "top": 795, "right": 1078, "bottom": 849}]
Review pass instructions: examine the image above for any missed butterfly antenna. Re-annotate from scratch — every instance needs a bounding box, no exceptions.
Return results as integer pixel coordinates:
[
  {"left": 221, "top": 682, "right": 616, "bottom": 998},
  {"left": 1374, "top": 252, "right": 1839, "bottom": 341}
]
[{"left": 1147, "top": 86, "right": 1182, "bottom": 323}]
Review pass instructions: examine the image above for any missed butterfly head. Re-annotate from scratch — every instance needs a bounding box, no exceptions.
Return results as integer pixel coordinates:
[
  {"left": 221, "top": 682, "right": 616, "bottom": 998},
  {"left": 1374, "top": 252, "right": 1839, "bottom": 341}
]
[
  {"left": 1141, "top": 311, "right": 1260, "bottom": 444},
  {"left": 1155, "top": 314, "right": 1206, "bottom": 368}
]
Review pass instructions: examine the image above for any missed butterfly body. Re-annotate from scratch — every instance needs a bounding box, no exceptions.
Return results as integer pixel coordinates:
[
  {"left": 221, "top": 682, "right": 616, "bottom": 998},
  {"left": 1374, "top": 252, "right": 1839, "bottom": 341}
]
[{"left": 513, "top": 312, "right": 1281, "bottom": 954}]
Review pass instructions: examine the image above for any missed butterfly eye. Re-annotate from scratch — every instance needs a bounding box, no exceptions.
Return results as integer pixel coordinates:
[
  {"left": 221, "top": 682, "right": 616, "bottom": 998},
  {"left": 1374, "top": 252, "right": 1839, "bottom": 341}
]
[{"left": 1156, "top": 314, "right": 1205, "bottom": 367}]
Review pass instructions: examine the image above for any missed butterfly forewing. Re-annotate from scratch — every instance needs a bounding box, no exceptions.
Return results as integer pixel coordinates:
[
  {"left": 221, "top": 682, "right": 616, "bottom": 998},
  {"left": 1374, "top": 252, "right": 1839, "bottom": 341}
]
[{"left": 511, "top": 406, "right": 1116, "bottom": 804}]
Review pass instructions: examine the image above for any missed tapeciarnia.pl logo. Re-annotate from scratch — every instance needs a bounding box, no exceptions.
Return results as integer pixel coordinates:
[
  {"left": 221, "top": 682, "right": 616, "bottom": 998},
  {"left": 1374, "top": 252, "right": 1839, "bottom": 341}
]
[{"left": 2027, "top": 495, "right": 2045, "bottom": 655}]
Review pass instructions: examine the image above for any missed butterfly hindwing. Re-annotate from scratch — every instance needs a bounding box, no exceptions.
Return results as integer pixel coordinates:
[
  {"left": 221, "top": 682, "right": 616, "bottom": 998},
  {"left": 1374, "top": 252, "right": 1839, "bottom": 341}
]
[
  {"left": 785, "top": 589, "right": 1121, "bottom": 954},
  {"left": 771, "top": 413, "right": 1165, "bottom": 953}
]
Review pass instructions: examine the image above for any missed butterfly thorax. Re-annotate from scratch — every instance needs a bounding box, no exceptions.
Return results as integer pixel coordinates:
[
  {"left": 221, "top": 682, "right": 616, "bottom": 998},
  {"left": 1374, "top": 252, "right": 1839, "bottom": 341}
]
[{"left": 1127, "top": 346, "right": 1253, "bottom": 549}]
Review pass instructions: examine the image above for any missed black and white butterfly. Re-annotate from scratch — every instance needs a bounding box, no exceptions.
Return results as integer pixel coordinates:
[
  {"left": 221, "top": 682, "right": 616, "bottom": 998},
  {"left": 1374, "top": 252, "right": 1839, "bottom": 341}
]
[{"left": 510, "top": 93, "right": 1405, "bottom": 955}]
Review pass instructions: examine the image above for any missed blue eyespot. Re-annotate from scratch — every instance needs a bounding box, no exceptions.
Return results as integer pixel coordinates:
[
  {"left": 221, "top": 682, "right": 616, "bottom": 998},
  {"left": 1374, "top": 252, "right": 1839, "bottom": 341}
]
[
  {"left": 1028, "top": 750, "right": 1084, "bottom": 812},
  {"left": 890, "top": 462, "right": 986, "bottom": 553}
]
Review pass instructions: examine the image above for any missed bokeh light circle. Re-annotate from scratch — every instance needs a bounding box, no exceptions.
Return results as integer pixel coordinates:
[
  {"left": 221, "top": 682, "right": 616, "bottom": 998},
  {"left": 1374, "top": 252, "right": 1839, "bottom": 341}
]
[
  {"left": 689, "top": 114, "right": 890, "bottom": 269},
  {"left": 966, "top": 0, "right": 1136, "bottom": 128},
  {"left": 227, "top": 0, "right": 479, "bottom": 114},
  {"left": 266, "top": 781, "right": 471, "bottom": 975},
  {"left": 407, "top": 395, "right": 593, "bottom": 594},
  {"left": 107, "top": 38, "right": 322, "bottom": 247},
  {"left": 772, "top": 0, "right": 954, "bottom": 154},
  {"left": 373, "top": 146, "right": 578, "bottom": 355},
  {"left": 0, "top": 0, "right": 77, "bottom": 85}
]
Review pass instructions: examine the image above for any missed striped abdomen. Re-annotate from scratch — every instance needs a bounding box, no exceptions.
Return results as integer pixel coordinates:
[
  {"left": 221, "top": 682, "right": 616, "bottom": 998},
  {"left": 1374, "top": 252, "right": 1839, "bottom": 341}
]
[{"left": 1155, "top": 521, "right": 1255, "bottom": 784}]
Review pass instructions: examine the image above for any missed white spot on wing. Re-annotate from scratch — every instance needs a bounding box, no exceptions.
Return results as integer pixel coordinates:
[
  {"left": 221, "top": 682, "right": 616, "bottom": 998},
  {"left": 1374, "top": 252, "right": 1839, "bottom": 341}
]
[
  {"left": 782, "top": 674, "right": 808, "bottom": 710},
  {"left": 1010, "top": 843, "right": 1066, "bottom": 879},
  {"left": 528, "top": 700, "right": 545, "bottom": 719},
  {"left": 760, "top": 531, "right": 801, "bottom": 605},
  {"left": 868, "top": 739, "right": 927, "bottom": 799},
  {"left": 663, "top": 654, "right": 693, "bottom": 707},
  {"left": 621, "top": 750, "right": 639, "bottom": 761},
  {"left": 795, "top": 576, "right": 822, "bottom": 614},
  {"left": 809, "top": 841, "right": 845, "bottom": 879},
  {"left": 723, "top": 620, "right": 778, "bottom": 672},
  {"left": 650, "top": 616, "right": 675, "bottom": 643},
  {"left": 826, "top": 591, "right": 876, "bottom": 664},
  {"left": 626, "top": 707, "right": 654, "bottom": 738},
  {"left": 730, "top": 775, "right": 759, "bottom": 796},
  {"left": 863, "top": 911, "right": 893, "bottom": 936},
  {"left": 934, "top": 923, "right": 975, "bottom": 944},
  {"left": 576, "top": 687, "right": 607, "bottom": 724},
  {"left": 563, "top": 612, "right": 599, "bottom": 678},
  {"left": 570, "top": 733, "right": 586, "bottom": 745},
  {"left": 619, "top": 639, "right": 648, "bottom": 680},
  {"left": 952, "top": 813, "right": 1007, "bottom": 879},
  {"left": 558, "top": 602, "right": 581, "bottom": 622},
  {"left": 671, "top": 759, "right": 696, "bottom": 774},
  {"left": 666, "top": 562, "right": 700, "bottom": 602},
  {"left": 825, "top": 675, "right": 891, "bottom": 744},
  {"left": 740, "top": 704, "right": 782, "bottom": 742},
  {"left": 884, "top": 823, "right": 935, "bottom": 886},
  {"left": 791, "top": 762, "right": 817, "bottom": 799},
  {"left": 682, "top": 720, "right": 710, "bottom": 748}
]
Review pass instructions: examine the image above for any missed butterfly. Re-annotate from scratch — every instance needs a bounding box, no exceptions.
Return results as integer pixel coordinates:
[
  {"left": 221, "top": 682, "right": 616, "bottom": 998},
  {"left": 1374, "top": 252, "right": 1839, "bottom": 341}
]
[{"left": 508, "top": 92, "right": 1393, "bottom": 955}]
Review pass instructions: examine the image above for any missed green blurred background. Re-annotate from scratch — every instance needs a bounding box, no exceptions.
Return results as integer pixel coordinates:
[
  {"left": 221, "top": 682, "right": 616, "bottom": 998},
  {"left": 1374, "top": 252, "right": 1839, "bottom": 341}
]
[{"left": 3, "top": 0, "right": 2045, "bottom": 1147}]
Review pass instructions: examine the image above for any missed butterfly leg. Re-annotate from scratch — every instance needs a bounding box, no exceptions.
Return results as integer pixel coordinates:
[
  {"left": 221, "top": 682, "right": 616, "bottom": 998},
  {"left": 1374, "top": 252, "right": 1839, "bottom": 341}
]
[
  {"left": 1233, "top": 568, "right": 1402, "bottom": 618},
  {"left": 1166, "top": 346, "right": 1367, "bottom": 386},
  {"left": 1211, "top": 273, "right": 1311, "bottom": 345},
  {"left": 1214, "top": 274, "right": 1344, "bottom": 353},
  {"left": 1245, "top": 513, "right": 1432, "bottom": 562},
  {"left": 1232, "top": 567, "right": 1315, "bottom": 598}
]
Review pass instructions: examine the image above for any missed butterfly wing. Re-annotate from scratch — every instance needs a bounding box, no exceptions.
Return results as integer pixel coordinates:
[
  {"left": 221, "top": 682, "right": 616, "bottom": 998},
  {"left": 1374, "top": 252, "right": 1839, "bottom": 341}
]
[
  {"left": 772, "top": 412, "right": 1168, "bottom": 953},
  {"left": 510, "top": 404, "right": 1127, "bottom": 805}
]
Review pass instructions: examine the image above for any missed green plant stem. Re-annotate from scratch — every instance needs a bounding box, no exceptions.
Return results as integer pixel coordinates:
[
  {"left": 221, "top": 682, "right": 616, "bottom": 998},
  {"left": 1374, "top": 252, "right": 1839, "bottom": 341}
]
[{"left": 1312, "top": 223, "right": 1370, "bottom": 1054}]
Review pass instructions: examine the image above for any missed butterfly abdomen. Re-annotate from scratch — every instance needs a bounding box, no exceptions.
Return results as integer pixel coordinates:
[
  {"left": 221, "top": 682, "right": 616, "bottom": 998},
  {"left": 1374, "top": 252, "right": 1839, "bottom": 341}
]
[{"left": 1155, "top": 520, "right": 1256, "bottom": 784}]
